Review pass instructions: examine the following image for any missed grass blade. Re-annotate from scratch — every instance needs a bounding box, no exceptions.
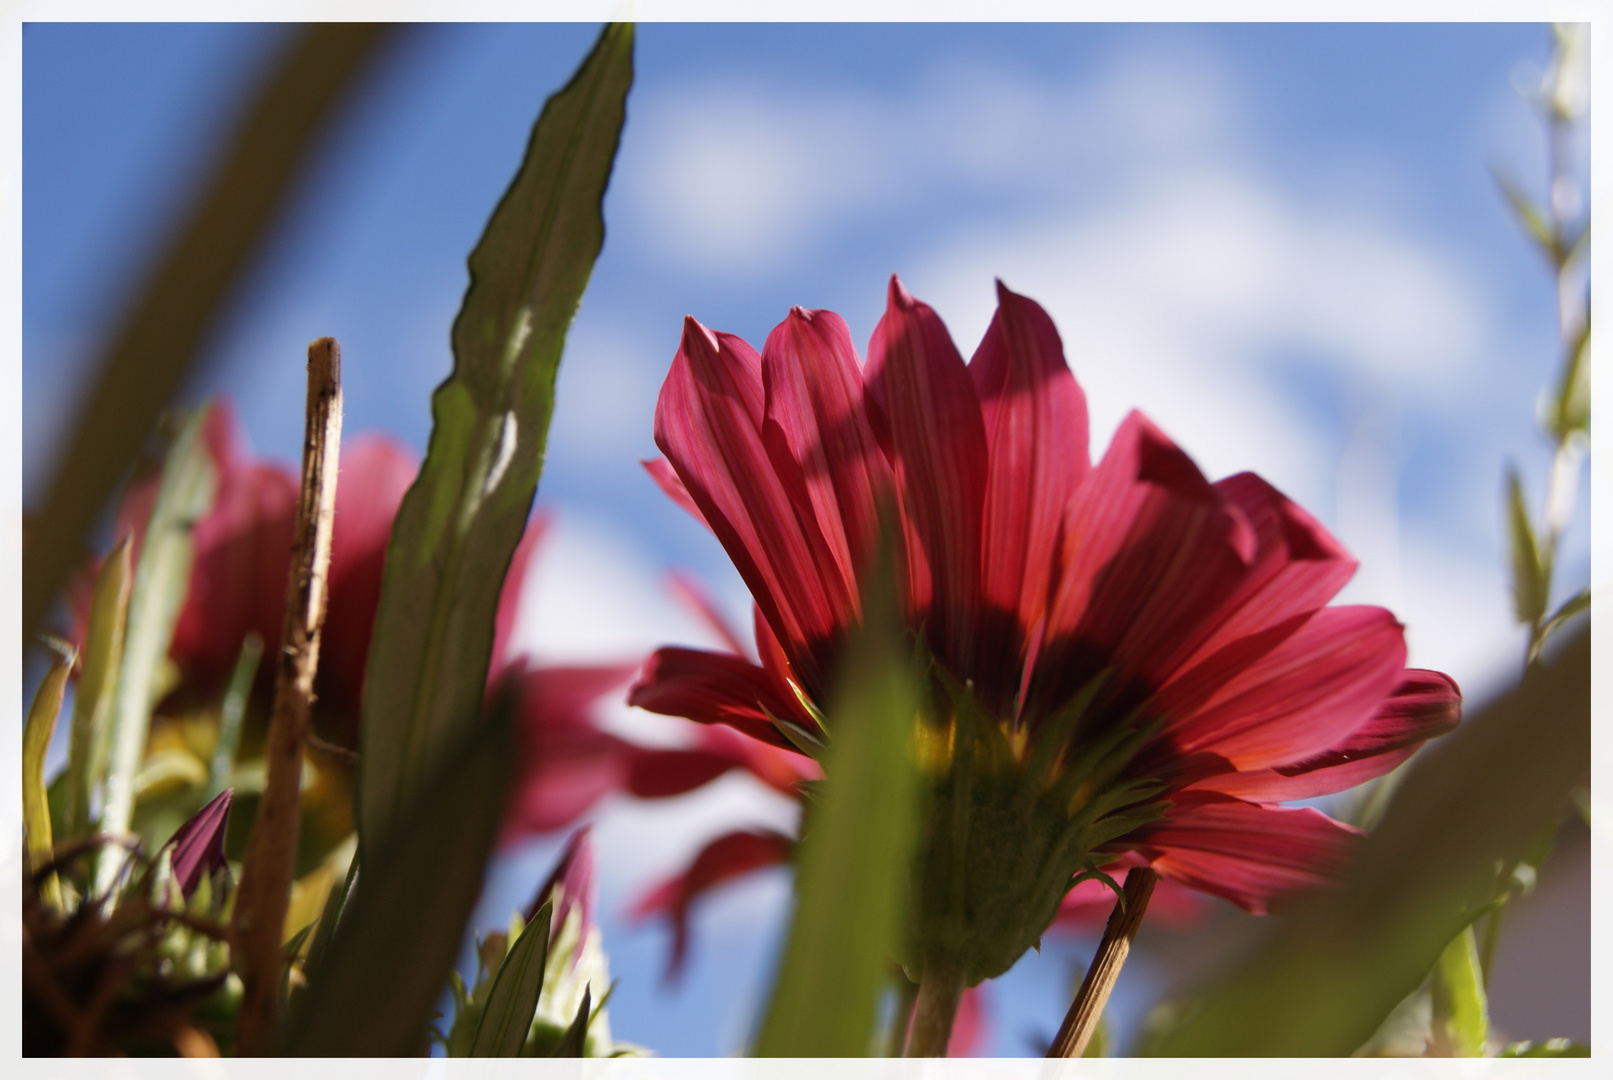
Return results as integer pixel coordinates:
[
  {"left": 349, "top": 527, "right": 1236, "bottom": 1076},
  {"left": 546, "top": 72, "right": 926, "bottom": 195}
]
[
  {"left": 283, "top": 696, "right": 513, "bottom": 1056},
  {"left": 754, "top": 539, "right": 923, "bottom": 1056},
  {"left": 25, "top": 644, "right": 76, "bottom": 909},
  {"left": 93, "top": 406, "right": 218, "bottom": 899},
  {"left": 66, "top": 534, "right": 132, "bottom": 837},
  {"left": 358, "top": 23, "right": 634, "bottom": 854},
  {"left": 469, "top": 901, "right": 553, "bottom": 1057},
  {"left": 1147, "top": 626, "right": 1588, "bottom": 1056}
]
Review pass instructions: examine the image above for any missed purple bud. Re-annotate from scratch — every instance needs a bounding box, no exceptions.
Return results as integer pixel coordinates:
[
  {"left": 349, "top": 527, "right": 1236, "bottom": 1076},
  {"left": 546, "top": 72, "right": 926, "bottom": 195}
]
[{"left": 165, "top": 788, "right": 233, "bottom": 897}]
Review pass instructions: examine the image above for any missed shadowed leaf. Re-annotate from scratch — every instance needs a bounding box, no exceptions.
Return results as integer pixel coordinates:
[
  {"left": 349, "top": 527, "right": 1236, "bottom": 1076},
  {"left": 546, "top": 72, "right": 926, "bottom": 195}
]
[
  {"left": 283, "top": 699, "right": 513, "bottom": 1057},
  {"left": 359, "top": 23, "right": 634, "bottom": 854},
  {"left": 1429, "top": 926, "right": 1487, "bottom": 1056},
  {"left": 550, "top": 984, "right": 591, "bottom": 1058},
  {"left": 469, "top": 901, "right": 553, "bottom": 1056}
]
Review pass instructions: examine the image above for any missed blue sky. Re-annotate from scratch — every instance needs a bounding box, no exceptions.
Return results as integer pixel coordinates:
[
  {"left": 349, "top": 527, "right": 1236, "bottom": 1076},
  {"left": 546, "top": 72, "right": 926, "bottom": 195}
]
[{"left": 22, "top": 21, "right": 1587, "bottom": 1055}]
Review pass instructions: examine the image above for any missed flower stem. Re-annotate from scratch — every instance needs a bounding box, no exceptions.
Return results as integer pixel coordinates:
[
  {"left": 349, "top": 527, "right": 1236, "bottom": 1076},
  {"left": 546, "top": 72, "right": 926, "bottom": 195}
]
[
  {"left": 905, "top": 966, "right": 964, "bottom": 1057},
  {"left": 1047, "top": 866, "right": 1157, "bottom": 1058}
]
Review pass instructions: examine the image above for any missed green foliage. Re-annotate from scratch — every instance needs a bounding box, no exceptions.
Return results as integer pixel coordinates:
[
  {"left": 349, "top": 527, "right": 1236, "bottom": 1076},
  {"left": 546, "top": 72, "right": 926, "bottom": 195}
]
[
  {"left": 1145, "top": 628, "right": 1589, "bottom": 1056},
  {"left": 284, "top": 700, "right": 513, "bottom": 1056},
  {"left": 358, "top": 23, "right": 635, "bottom": 855},
  {"left": 468, "top": 902, "right": 553, "bottom": 1056},
  {"left": 1505, "top": 465, "right": 1548, "bottom": 625},
  {"left": 95, "top": 407, "right": 219, "bottom": 899},
  {"left": 25, "top": 643, "right": 76, "bottom": 909},
  {"left": 66, "top": 534, "right": 132, "bottom": 836},
  {"left": 207, "top": 632, "right": 262, "bottom": 800},
  {"left": 755, "top": 544, "right": 924, "bottom": 1056},
  {"left": 1428, "top": 926, "right": 1488, "bottom": 1056}
]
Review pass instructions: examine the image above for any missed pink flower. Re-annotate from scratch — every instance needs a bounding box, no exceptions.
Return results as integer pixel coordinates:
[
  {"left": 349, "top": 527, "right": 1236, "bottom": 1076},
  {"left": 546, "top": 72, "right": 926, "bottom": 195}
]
[
  {"left": 630, "top": 277, "right": 1461, "bottom": 990},
  {"left": 77, "top": 402, "right": 636, "bottom": 847},
  {"left": 78, "top": 402, "right": 418, "bottom": 742}
]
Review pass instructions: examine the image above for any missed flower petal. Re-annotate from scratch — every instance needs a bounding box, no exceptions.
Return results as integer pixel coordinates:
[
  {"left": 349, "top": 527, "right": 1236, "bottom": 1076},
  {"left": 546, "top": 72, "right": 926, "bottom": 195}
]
[
  {"left": 628, "top": 646, "right": 807, "bottom": 749},
  {"left": 667, "top": 568, "right": 750, "bottom": 658},
  {"left": 631, "top": 829, "right": 795, "bottom": 979},
  {"left": 1126, "top": 793, "right": 1361, "bottom": 914},
  {"left": 864, "top": 275, "right": 987, "bottom": 674},
  {"left": 523, "top": 826, "right": 597, "bottom": 952},
  {"left": 1036, "top": 411, "right": 1255, "bottom": 713},
  {"left": 489, "top": 513, "right": 549, "bottom": 680},
  {"left": 500, "top": 662, "right": 638, "bottom": 844},
  {"left": 656, "top": 317, "right": 852, "bottom": 690},
  {"left": 968, "top": 281, "right": 1089, "bottom": 709},
  {"left": 1160, "top": 605, "right": 1407, "bottom": 772},
  {"left": 762, "top": 306, "right": 894, "bottom": 616},
  {"left": 1169, "top": 472, "right": 1359, "bottom": 680},
  {"left": 1189, "top": 668, "right": 1461, "bottom": 801},
  {"left": 320, "top": 435, "right": 420, "bottom": 725},
  {"left": 643, "top": 456, "right": 713, "bottom": 532}
]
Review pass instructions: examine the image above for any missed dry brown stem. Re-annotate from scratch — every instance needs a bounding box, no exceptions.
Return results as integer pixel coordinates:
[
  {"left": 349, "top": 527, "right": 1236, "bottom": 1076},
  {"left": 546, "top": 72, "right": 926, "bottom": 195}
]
[
  {"left": 1047, "top": 866, "right": 1157, "bottom": 1058},
  {"left": 232, "top": 337, "right": 343, "bottom": 1056}
]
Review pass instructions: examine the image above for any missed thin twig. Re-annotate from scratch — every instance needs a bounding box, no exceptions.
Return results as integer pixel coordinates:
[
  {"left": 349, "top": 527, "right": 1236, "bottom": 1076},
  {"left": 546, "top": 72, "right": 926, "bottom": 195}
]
[
  {"left": 233, "top": 338, "right": 343, "bottom": 1056},
  {"left": 1047, "top": 866, "right": 1157, "bottom": 1058}
]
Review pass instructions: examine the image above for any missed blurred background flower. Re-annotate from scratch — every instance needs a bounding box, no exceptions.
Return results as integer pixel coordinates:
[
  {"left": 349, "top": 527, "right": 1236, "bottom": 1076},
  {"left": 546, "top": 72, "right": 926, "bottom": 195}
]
[{"left": 21, "top": 21, "right": 1591, "bottom": 1055}]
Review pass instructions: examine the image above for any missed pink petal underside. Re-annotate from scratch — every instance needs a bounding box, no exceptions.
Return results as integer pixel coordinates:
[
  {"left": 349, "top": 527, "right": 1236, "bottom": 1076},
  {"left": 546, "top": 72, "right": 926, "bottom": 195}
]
[
  {"left": 631, "top": 829, "right": 795, "bottom": 979},
  {"left": 320, "top": 435, "right": 420, "bottom": 721},
  {"left": 489, "top": 512, "right": 550, "bottom": 681},
  {"left": 628, "top": 646, "right": 808, "bottom": 750},
  {"left": 501, "top": 663, "right": 638, "bottom": 844},
  {"left": 643, "top": 456, "right": 713, "bottom": 532},
  {"left": 655, "top": 317, "right": 852, "bottom": 690},
  {"left": 1190, "top": 668, "right": 1460, "bottom": 801},
  {"left": 752, "top": 603, "right": 821, "bottom": 726},
  {"left": 762, "top": 307, "right": 895, "bottom": 618},
  {"left": 1036, "top": 411, "right": 1256, "bottom": 708},
  {"left": 949, "top": 985, "right": 989, "bottom": 1057},
  {"left": 171, "top": 463, "right": 297, "bottom": 691},
  {"left": 864, "top": 276, "right": 988, "bottom": 674},
  {"left": 1161, "top": 605, "right": 1407, "bottom": 772},
  {"left": 524, "top": 826, "right": 597, "bottom": 948},
  {"left": 667, "top": 569, "right": 751, "bottom": 658},
  {"left": 1124, "top": 793, "right": 1362, "bottom": 915},
  {"left": 968, "top": 282, "right": 1089, "bottom": 710},
  {"left": 624, "top": 747, "right": 739, "bottom": 799}
]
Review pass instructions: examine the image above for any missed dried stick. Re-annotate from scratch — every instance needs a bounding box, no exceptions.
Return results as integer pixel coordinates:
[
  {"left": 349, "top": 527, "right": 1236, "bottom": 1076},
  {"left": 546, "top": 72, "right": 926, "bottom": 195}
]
[
  {"left": 1047, "top": 866, "right": 1157, "bottom": 1058},
  {"left": 233, "top": 338, "right": 343, "bottom": 1056}
]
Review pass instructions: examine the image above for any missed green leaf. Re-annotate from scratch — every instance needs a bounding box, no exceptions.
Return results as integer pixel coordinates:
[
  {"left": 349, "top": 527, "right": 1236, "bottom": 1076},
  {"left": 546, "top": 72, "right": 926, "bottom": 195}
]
[
  {"left": 1499, "top": 1038, "right": 1590, "bottom": 1057},
  {"left": 25, "top": 643, "right": 75, "bottom": 909},
  {"left": 1505, "top": 465, "right": 1548, "bottom": 625},
  {"left": 358, "top": 23, "right": 634, "bottom": 855},
  {"left": 1541, "top": 587, "right": 1590, "bottom": 642},
  {"left": 1146, "top": 626, "right": 1589, "bottom": 1056},
  {"left": 208, "top": 632, "right": 263, "bottom": 799},
  {"left": 1492, "top": 168, "right": 1558, "bottom": 262},
  {"left": 66, "top": 533, "right": 132, "bottom": 837},
  {"left": 94, "top": 406, "right": 218, "bottom": 899},
  {"left": 549, "top": 984, "right": 591, "bottom": 1058},
  {"left": 754, "top": 536, "right": 923, "bottom": 1056},
  {"left": 469, "top": 900, "right": 553, "bottom": 1057},
  {"left": 1550, "top": 319, "right": 1590, "bottom": 438},
  {"left": 283, "top": 696, "right": 513, "bottom": 1056},
  {"left": 1429, "top": 926, "right": 1488, "bottom": 1056},
  {"left": 297, "top": 843, "right": 360, "bottom": 1005}
]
